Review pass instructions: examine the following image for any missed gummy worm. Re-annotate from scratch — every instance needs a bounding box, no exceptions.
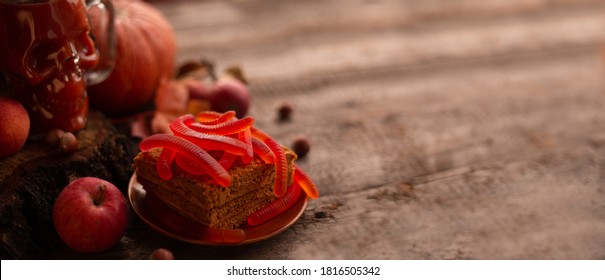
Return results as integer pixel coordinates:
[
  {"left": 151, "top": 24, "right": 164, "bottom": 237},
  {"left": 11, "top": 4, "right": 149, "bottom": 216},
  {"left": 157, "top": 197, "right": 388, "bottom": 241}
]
[
  {"left": 251, "top": 137, "right": 275, "bottom": 164},
  {"left": 140, "top": 134, "right": 231, "bottom": 187},
  {"left": 238, "top": 128, "right": 253, "bottom": 164},
  {"left": 157, "top": 148, "right": 176, "bottom": 181},
  {"left": 175, "top": 153, "right": 207, "bottom": 175},
  {"left": 247, "top": 181, "right": 302, "bottom": 226},
  {"left": 251, "top": 127, "right": 288, "bottom": 197},
  {"left": 218, "top": 151, "right": 238, "bottom": 170},
  {"left": 293, "top": 163, "right": 319, "bottom": 199},
  {"left": 190, "top": 116, "right": 254, "bottom": 135},
  {"left": 196, "top": 110, "right": 236, "bottom": 124},
  {"left": 170, "top": 115, "right": 248, "bottom": 156}
]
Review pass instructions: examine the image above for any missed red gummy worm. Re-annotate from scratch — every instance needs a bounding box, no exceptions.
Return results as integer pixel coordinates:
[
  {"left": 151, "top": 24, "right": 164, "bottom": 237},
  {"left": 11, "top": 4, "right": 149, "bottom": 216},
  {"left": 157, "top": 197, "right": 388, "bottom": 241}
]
[
  {"left": 175, "top": 153, "right": 207, "bottom": 175},
  {"left": 251, "top": 137, "right": 275, "bottom": 164},
  {"left": 195, "top": 111, "right": 221, "bottom": 122},
  {"left": 251, "top": 127, "right": 288, "bottom": 197},
  {"left": 238, "top": 128, "right": 253, "bottom": 164},
  {"left": 157, "top": 148, "right": 176, "bottom": 180},
  {"left": 293, "top": 163, "right": 319, "bottom": 199},
  {"left": 218, "top": 152, "right": 238, "bottom": 170},
  {"left": 196, "top": 110, "right": 236, "bottom": 124},
  {"left": 170, "top": 115, "right": 248, "bottom": 156},
  {"left": 190, "top": 117, "right": 254, "bottom": 135},
  {"left": 140, "top": 134, "right": 231, "bottom": 187},
  {"left": 247, "top": 182, "right": 302, "bottom": 226}
]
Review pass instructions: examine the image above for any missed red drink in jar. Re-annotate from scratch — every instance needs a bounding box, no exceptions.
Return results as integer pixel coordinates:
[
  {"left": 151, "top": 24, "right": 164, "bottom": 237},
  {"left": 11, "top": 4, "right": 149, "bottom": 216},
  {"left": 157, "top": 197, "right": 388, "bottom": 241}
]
[{"left": 0, "top": 0, "right": 114, "bottom": 134}]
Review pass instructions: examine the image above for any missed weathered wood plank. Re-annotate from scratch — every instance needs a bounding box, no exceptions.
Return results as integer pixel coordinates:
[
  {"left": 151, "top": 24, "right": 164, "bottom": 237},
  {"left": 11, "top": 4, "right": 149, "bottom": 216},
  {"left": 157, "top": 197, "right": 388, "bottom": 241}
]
[
  {"left": 253, "top": 47, "right": 605, "bottom": 195},
  {"left": 290, "top": 144, "right": 605, "bottom": 259},
  {"left": 153, "top": 0, "right": 605, "bottom": 82}
]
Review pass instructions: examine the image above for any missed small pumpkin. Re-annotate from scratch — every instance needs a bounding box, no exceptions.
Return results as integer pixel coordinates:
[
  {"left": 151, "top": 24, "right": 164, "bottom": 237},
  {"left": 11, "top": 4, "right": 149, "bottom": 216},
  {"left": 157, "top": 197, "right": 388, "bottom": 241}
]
[{"left": 88, "top": 0, "right": 177, "bottom": 117}]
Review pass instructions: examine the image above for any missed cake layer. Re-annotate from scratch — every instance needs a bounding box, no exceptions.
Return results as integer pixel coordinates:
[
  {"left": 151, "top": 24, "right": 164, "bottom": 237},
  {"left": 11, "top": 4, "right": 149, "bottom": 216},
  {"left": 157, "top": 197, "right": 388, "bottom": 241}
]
[{"left": 133, "top": 147, "right": 296, "bottom": 229}]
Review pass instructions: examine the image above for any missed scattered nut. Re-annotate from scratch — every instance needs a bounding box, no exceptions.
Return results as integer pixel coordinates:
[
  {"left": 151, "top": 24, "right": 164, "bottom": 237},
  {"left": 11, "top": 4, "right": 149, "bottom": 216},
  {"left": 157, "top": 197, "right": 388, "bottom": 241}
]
[
  {"left": 291, "top": 135, "right": 310, "bottom": 159},
  {"left": 277, "top": 102, "right": 293, "bottom": 122},
  {"left": 60, "top": 132, "right": 79, "bottom": 154},
  {"left": 148, "top": 248, "right": 174, "bottom": 260},
  {"left": 46, "top": 128, "right": 65, "bottom": 147}
]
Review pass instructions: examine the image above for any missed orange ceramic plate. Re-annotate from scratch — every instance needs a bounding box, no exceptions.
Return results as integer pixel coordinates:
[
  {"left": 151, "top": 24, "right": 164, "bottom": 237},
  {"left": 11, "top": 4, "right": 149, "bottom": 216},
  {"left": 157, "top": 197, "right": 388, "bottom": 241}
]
[{"left": 128, "top": 174, "right": 308, "bottom": 246}]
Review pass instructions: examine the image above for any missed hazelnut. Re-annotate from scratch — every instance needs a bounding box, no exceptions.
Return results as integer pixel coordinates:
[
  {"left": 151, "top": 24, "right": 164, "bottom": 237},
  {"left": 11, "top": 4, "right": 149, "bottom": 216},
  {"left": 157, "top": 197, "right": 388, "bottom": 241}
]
[
  {"left": 277, "top": 102, "right": 293, "bottom": 122},
  {"left": 46, "top": 129, "right": 65, "bottom": 147},
  {"left": 148, "top": 248, "right": 175, "bottom": 260},
  {"left": 292, "top": 136, "right": 310, "bottom": 159},
  {"left": 60, "top": 132, "right": 78, "bottom": 154}
]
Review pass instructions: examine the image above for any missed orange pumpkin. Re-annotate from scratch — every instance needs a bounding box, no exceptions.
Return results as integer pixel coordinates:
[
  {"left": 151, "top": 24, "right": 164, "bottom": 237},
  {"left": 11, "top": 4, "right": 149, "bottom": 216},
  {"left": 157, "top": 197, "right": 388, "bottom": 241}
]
[{"left": 88, "top": 0, "right": 177, "bottom": 117}]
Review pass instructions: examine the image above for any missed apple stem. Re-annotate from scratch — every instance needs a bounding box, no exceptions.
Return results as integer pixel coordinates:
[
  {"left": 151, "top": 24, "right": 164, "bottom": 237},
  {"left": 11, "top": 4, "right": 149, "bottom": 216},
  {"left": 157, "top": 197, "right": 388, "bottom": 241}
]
[{"left": 94, "top": 184, "right": 107, "bottom": 206}]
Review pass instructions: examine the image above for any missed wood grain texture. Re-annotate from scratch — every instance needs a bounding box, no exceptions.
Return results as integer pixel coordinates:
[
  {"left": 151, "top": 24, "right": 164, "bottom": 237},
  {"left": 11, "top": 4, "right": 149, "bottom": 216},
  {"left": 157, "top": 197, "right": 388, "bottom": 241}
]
[{"left": 46, "top": 0, "right": 605, "bottom": 259}]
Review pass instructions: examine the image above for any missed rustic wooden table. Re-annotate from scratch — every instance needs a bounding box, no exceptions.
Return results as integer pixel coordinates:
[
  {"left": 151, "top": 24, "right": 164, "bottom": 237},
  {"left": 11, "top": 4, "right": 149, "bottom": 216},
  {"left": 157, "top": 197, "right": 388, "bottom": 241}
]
[{"left": 49, "top": 0, "right": 605, "bottom": 259}]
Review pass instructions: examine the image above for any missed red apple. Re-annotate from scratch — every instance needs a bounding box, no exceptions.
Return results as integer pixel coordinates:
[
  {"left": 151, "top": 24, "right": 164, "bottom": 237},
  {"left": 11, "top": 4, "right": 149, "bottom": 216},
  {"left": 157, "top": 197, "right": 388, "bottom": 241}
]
[
  {"left": 208, "top": 79, "right": 250, "bottom": 118},
  {"left": 0, "top": 96, "right": 30, "bottom": 157},
  {"left": 53, "top": 177, "right": 128, "bottom": 253}
]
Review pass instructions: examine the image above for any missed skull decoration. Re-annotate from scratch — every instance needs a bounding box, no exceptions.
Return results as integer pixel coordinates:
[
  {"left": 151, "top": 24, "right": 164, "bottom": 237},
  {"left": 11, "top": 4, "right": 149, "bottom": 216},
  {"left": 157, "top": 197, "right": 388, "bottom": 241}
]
[{"left": 0, "top": 0, "right": 113, "bottom": 133}]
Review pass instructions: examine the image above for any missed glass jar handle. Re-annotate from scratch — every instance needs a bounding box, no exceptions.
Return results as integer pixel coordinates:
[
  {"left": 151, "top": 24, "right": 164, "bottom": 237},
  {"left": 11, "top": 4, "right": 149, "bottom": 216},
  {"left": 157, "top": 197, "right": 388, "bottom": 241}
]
[{"left": 85, "top": 0, "right": 116, "bottom": 85}]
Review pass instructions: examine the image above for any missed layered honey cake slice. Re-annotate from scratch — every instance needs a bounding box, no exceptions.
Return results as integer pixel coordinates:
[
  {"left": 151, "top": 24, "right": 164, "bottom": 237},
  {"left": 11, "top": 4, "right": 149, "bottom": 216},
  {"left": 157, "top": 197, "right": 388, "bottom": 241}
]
[
  {"left": 133, "top": 146, "right": 296, "bottom": 229},
  {"left": 132, "top": 111, "right": 310, "bottom": 230}
]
